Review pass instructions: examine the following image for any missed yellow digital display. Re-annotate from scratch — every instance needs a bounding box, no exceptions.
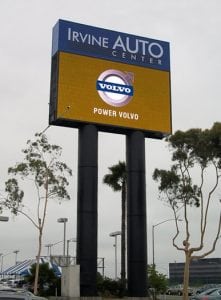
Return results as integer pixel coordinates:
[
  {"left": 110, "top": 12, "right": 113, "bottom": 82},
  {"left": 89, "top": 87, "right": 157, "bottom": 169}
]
[{"left": 50, "top": 51, "right": 171, "bottom": 138}]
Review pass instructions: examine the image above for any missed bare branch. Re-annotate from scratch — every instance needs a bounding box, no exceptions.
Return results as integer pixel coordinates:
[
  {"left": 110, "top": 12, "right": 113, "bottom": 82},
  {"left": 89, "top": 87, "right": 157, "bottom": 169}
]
[
  {"left": 191, "top": 211, "right": 221, "bottom": 259},
  {"left": 172, "top": 205, "right": 184, "bottom": 251},
  {"left": 14, "top": 208, "right": 39, "bottom": 229},
  {"left": 199, "top": 166, "right": 205, "bottom": 234},
  {"left": 201, "top": 162, "right": 219, "bottom": 241}
]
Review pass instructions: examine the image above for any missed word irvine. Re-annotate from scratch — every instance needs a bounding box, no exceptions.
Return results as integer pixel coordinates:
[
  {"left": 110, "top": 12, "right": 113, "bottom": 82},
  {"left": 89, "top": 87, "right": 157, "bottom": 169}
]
[{"left": 93, "top": 107, "right": 139, "bottom": 120}]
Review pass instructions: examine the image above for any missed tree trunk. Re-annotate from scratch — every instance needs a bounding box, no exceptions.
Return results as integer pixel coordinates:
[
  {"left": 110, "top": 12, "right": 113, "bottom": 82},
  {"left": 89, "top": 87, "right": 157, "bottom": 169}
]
[
  {"left": 121, "top": 182, "right": 126, "bottom": 292},
  {"left": 182, "top": 252, "right": 191, "bottom": 300},
  {"left": 33, "top": 228, "right": 42, "bottom": 295}
]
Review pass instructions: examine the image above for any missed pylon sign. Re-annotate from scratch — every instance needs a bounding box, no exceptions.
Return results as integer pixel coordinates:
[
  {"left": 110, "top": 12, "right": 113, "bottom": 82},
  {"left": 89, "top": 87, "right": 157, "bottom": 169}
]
[{"left": 49, "top": 19, "right": 171, "bottom": 138}]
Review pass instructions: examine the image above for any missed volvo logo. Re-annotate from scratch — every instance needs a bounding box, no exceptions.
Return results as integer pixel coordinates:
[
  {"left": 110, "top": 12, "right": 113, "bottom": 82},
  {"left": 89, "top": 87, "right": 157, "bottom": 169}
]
[{"left": 96, "top": 69, "right": 134, "bottom": 107}]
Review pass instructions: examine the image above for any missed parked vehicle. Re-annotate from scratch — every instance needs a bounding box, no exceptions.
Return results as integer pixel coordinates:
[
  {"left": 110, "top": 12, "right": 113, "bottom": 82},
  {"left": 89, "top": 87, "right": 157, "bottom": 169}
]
[
  {"left": 166, "top": 286, "right": 182, "bottom": 295},
  {"left": 195, "top": 286, "right": 221, "bottom": 295},
  {"left": 0, "top": 279, "right": 9, "bottom": 285},
  {"left": 166, "top": 285, "right": 193, "bottom": 296},
  {"left": 190, "top": 288, "right": 221, "bottom": 300},
  {"left": 7, "top": 279, "right": 26, "bottom": 288},
  {"left": 0, "top": 290, "right": 47, "bottom": 300}
]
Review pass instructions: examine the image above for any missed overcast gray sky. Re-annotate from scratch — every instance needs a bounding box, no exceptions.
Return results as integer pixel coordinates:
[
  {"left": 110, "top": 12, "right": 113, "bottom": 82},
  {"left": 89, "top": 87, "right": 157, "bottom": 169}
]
[{"left": 0, "top": 0, "right": 221, "bottom": 278}]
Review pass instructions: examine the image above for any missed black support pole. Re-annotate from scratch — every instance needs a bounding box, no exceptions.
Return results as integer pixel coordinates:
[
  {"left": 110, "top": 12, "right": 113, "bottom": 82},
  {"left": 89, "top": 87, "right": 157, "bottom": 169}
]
[
  {"left": 126, "top": 130, "right": 148, "bottom": 297},
  {"left": 77, "top": 124, "right": 98, "bottom": 296}
]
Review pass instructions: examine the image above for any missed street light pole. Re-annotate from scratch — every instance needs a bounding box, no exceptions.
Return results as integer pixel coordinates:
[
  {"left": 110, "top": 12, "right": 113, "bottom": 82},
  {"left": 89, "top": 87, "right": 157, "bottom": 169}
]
[
  {"left": 152, "top": 224, "right": 155, "bottom": 267},
  {"left": 109, "top": 231, "right": 121, "bottom": 279},
  {"left": 1, "top": 252, "right": 12, "bottom": 276},
  {"left": 13, "top": 250, "right": 19, "bottom": 265},
  {"left": 67, "top": 238, "right": 77, "bottom": 257},
  {"left": 45, "top": 240, "right": 63, "bottom": 257},
  {"left": 0, "top": 254, "right": 2, "bottom": 277},
  {"left": 45, "top": 244, "right": 53, "bottom": 257},
  {"left": 152, "top": 218, "right": 181, "bottom": 267},
  {"left": 57, "top": 218, "right": 68, "bottom": 257}
]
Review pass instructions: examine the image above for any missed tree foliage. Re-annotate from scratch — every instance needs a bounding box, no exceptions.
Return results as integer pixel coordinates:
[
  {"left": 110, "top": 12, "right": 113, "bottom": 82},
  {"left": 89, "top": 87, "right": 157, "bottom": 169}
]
[
  {"left": 153, "top": 122, "right": 221, "bottom": 300},
  {"left": 0, "top": 133, "right": 72, "bottom": 295},
  {"left": 97, "top": 273, "right": 125, "bottom": 298},
  {"left": 103, "top": 161, "right": 126, "bottom": 191},
  {"left": 148, "top": 265, "right": 168, "bottom": 299},
  {"left": 25, "top": 262, "right": 60, "bottom": 296}
]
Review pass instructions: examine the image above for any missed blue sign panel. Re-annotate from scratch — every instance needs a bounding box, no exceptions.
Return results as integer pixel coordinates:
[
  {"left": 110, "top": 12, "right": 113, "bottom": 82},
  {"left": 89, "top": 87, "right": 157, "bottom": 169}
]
[{"left": 52, "top": 19, "right": 170, "bottom": 72}]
